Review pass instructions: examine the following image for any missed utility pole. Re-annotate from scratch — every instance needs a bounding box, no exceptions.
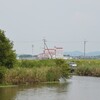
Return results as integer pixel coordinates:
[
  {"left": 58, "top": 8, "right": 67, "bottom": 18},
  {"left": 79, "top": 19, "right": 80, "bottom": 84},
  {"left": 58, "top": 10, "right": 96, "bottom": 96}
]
[
  {"left": 32, "top": 44, "right": 34, "bottom": 56},
  {"left": 43, "top": 39, "right": 46, "bottom": 53},
  {"left": 84, "top": 41, "right": 87, "bottom": 57}
]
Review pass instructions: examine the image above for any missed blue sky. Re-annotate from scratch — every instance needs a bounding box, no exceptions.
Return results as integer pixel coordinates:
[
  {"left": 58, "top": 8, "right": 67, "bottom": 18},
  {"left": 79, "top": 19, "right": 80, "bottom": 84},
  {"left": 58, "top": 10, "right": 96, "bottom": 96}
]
[{"left": 0, "top": 0, "right": 100, "bottom": 54}]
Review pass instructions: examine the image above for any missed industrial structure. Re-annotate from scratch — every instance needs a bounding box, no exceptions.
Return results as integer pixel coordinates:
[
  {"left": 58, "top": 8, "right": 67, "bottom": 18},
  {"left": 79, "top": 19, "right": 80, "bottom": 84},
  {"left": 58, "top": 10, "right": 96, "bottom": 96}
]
[{"left": 38, "top": 46, "right": 63, "bottom": 59}]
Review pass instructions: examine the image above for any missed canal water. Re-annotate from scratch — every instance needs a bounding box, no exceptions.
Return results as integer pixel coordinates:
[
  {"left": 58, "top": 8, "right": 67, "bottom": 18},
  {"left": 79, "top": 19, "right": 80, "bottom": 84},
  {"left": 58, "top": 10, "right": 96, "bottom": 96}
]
[{"left": 0, "top": 76, "right": 100, "bottom": 100}]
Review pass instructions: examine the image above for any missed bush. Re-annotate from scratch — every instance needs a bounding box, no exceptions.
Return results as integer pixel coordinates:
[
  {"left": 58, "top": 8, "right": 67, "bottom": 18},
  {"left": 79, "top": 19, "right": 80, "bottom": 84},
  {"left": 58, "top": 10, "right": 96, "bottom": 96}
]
[{"left": 0, "top": 67, "right": 6, "bottom": 83}]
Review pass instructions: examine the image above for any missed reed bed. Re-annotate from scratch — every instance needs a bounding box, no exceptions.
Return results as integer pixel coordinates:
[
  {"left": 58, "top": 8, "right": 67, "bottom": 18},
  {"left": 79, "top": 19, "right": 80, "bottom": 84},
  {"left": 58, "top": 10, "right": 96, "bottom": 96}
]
[
  {"left": 74, "top": 59, "right": 100, "bottom": 77},
  {"left": 15, "top": 59, "right": 56, "bottom": 68},
  {"left": 4, "top": 67, "right": 62, "bottom": 85},
  {"left": 3, "top": 59, "right": 100, "bottom": 85},
  {"left": 3, "top": 59, "right": 69, "bottom": 85}
]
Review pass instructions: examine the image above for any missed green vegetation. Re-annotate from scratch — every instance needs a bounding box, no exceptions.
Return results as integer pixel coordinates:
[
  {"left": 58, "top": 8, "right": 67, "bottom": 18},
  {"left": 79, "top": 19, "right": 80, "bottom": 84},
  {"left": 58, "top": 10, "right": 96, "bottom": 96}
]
[
  {"left": 0, "top": 67, "right": 6, "bottom": 83},
  {"left": 4, "top": 67, "right": 61, "bottom": 84},
  {"left": 1, "top": 29, "right": 100, "bottom": 86},
  {"left": 74, "top": 59, "right": 100, "bottom": 77},
  {"left": 1, "top": 58, "right": 100, "bottom": 85},
  {"left": 16, "top": 59, "right": 56, "bottom": 68},
  {"left": 0, "top": 29, "right": 16, "bottom": 68},
  {"left": 0, "top": 59, "right": 69, "bottom": 85},
  {"left": 55, "top": 59, "right": 70, "bottom": 77},
  {"left": 0, "top": 29, "right": 69, "bottom": 85}
]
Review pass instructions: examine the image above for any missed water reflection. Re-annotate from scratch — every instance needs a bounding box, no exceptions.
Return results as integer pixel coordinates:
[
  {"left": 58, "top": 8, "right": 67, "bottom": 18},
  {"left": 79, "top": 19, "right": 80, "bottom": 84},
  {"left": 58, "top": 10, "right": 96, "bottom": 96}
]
[
  {"left": 0, "top": 76, "right": 100, "bottom": 100},
  {"left": 15, "top": 83, "right": 69, "bottom": 100},
  {"left": 0, "top": 87, "right": 18, "bottom": 100}
]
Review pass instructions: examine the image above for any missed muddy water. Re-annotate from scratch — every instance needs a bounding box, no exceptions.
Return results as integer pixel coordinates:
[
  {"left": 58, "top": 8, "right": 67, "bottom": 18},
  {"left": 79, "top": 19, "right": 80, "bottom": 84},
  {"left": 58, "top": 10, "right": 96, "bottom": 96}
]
[{"left": 0, "top": 76, "right": 100, "bottom": 100}]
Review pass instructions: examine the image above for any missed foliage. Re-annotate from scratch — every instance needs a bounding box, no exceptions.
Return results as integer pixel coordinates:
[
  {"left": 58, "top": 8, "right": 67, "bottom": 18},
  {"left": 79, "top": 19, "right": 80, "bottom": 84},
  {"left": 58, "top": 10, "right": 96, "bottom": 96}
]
[
  {"left": 0, "top": 29, "right": 16, "bottom": 68},
  {"left": 2, "top": 59, "right": 100, "bottom": 85},
  {"left": 17, "top": 59, "right": 56, "bottom": 68},
  {"left": 0, "top": 59, "right": 71, "bottom": 85},
  {"left": 4, "top": 67, "right": 61, "bottom": 84},
  {"left": 3, "top": 59, "right": 70, "bottom": 85},
  {"left": 54, "top": 59, "right": 70, "bottom": 78},
  {"left": 54, "top": 59, "right": 65, "bottom": 67},
  {"left": 0, "top": 67, "right": 6, "bottom": 83},
  {"left": 74, "top": 59, "right": 100, "bottom": 77},
  {"left": 46, "top": 67, "right": 61, "bottom": 81}
]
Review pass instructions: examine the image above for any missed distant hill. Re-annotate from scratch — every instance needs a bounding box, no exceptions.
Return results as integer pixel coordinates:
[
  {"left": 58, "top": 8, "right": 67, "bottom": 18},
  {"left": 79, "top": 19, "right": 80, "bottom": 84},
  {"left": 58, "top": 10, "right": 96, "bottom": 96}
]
[
  {"left": 64, "top": 51, "right": 100, "bottom": 56},
  {"left": 86, "top": 51, "right": 100, "bottom": 56}
]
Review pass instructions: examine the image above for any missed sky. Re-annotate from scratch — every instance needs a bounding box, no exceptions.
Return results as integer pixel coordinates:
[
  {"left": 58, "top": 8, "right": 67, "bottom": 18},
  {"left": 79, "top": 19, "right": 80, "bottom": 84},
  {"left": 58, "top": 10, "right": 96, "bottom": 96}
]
[{"left": 0, "top": 0, "right": 100, "bottom": 55}]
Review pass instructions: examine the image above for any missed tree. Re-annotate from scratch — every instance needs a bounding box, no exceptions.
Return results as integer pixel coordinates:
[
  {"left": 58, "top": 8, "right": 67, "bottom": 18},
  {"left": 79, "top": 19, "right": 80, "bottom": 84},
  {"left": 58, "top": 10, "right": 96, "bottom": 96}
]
[{"left": 0, "top": 29, "right": 16, "bottom": 68}]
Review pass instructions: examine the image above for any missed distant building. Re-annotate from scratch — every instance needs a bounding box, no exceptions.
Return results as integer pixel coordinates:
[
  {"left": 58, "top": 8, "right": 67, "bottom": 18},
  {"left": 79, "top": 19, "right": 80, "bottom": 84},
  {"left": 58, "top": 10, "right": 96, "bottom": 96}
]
[
  {"left": 55, "top": 47, "right": 63, "bottom": 59},
  {"left": 38, "top": 47, "right": 63, "bottom": 59}
]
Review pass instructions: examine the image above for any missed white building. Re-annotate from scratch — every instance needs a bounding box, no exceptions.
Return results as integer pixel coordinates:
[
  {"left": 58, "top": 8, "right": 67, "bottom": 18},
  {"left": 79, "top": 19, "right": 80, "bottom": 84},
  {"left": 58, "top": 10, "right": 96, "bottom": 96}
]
[{"left": 38, "top": 47, "right": 63, "bottom": 59}]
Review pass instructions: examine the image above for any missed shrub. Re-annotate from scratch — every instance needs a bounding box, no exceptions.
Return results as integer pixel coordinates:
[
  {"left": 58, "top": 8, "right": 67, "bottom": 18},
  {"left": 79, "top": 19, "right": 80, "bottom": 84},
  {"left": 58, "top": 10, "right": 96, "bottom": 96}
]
[{"left": 0, "top": 67, "right": 6, "bottom": 83}]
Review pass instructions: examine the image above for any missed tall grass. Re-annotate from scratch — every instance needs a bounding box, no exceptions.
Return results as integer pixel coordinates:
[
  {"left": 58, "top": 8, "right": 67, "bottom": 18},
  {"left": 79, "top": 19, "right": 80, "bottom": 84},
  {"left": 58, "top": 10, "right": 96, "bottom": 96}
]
[
  {"left": 3, "top": 59, "right": 69, "bottom": 85},
  {"left": 74, "top": 59, "right": 100, "bottom": 77},
  {"left": 4, "top": 67, "right": 62, "bottom": 85},
  {"left": 2, "top": 59, "right": 100, "bottom": 85},
  {"left": 15, "top": 59, "right": 56, "bottom": 68}
]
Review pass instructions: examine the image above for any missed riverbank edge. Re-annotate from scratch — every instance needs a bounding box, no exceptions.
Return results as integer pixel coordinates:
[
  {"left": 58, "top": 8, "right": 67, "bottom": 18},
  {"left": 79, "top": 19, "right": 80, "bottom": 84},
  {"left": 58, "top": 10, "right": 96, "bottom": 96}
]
[
  {"left": 0, "top": 81, "right": 60, "bottom": 88},
  {"left": 0, "top": 84, "right": 18, "bottom": 88}
]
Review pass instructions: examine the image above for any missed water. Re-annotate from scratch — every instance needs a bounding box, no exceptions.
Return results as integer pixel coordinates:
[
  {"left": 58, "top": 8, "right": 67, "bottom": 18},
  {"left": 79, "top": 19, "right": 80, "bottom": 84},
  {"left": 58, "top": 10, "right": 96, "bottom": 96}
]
[{"left": 0, "top": 76, "right": 100, "bottom": 100}]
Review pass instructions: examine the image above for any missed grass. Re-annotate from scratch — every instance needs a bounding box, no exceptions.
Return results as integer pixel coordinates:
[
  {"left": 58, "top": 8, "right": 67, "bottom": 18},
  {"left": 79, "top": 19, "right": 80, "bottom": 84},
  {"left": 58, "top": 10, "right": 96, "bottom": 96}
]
[
  {"left": 72, "top": 59, "right": 100, "bottom": 77},
  {"left": 15, "top": 59, "right": 56, "bottom": 68},
  {"left": 2, "top": 59, "right": 69, "bottom": 85},
  {"left": 4, "top": 67, "right": 63, "bottom": 85},
  {"left": 2, "top": 59, "right": 100, "bottom": 85}
]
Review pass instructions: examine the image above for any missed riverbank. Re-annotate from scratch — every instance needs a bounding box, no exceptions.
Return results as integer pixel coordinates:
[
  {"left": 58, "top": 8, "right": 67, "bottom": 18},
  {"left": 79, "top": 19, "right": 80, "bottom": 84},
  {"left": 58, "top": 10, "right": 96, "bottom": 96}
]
[
  {"left": 0, "top": 59, "right": 100, "bottom": 85},
  {"left": 0, "top": 84, "right": 17, "bottom": 88},
  {"left": 0, "top": 59, "right": 69, "bottom": 85}
]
